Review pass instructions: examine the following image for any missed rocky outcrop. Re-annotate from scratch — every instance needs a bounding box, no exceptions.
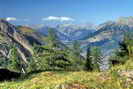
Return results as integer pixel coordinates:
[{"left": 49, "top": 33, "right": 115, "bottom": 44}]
[
  {"left": 0, "top": 19, "right": 35, "bottom": 67},
  {"left": 0, "top": 19, "right": 34, "bottom": 54}
]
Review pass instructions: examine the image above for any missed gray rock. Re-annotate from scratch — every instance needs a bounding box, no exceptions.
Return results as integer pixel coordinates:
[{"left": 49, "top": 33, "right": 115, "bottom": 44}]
[{"left": 0, "top": 19, "right": 34, "bottom": 71}]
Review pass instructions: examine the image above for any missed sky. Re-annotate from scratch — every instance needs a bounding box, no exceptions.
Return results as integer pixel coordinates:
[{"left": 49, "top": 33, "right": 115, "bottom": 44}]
[{"left": 1, "top": 0, "right": 133, "bottom": 25}]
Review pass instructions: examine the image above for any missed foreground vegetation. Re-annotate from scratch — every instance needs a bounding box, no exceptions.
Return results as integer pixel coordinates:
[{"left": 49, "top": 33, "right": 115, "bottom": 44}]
[{"left": 0, "top": 59, "right": 132, "bottom": 89}]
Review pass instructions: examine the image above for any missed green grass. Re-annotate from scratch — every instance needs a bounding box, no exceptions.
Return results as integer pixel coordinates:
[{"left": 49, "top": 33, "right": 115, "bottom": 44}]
[{"left": 0, "top": 60, "right": 133, "bottom": 89}]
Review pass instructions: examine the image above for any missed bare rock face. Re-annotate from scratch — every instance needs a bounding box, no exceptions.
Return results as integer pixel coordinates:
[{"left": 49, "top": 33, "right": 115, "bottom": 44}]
[{"left": 0, "top": 19, "right": 34, "bottom": 64}]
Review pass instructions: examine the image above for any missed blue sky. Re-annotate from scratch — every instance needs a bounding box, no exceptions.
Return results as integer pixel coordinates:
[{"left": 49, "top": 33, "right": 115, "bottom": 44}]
[{"left": 1, "top": 0, "right": 133, "bottom": 25}]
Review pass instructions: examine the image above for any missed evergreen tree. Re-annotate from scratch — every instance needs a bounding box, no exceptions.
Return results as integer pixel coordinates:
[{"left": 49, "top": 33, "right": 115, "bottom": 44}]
[
  {"left": 47, "top": 28, "right": 59, "bottom": 48},
  {"left": 0, "top": 43, "right": 23, "bottom": 72},
  {"left": 109, "top": 32, "right": 133, "bottom": 66},
  {"left": 28, "top": 29, "right": 72, "bottom": 71},
  {"left": 123, "top": 32, "right": 133, "bottom": 57},
  {"left": 86, "top": 46, "right": 102, "bottom": 71},
  {"left": 91, "top": 47, "right": 102, "bottom": 71},
  {"left": 29, "top": 45, "right": 71, "bottom": 71},
  {"left": 8, "top": 46, "right": 26, "bottom": 73},
  {"left": 72, "top": 41, "right": 81, "bottom": 57},
  {"left": 68, "top": 41, "right": 85, "bottom": 71},
  {"left": 85, "top": 47, "right": 93, "bottom": 71}
]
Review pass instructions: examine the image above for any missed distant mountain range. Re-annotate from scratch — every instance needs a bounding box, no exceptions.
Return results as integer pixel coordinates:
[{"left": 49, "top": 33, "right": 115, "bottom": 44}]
[
  {"left": 81, "top": 17, "right": 133, "bottom": 56},
  {"left": 29, "top": 17, "right": 133, "bottom": 56},
  {"left": 31, "top": 23, "right": 96, "bottom": 42}
]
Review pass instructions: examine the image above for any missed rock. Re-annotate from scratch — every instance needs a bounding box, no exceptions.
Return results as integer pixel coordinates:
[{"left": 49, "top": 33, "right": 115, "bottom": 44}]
[
  {"left": 56, "top": 82, "right": 89, "bottom": 89},
  {"left": 0, "top": 19, "right": 34, "bottom": 55}
]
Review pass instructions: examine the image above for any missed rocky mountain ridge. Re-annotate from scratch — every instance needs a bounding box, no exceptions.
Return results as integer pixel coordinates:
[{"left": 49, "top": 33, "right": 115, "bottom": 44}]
[{"left": 0, "top": 19, "right": 42, "bottom": 72}]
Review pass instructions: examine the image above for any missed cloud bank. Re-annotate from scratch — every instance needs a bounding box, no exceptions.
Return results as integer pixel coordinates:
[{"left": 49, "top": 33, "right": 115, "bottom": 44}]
[
  {"left": 43, "top": 16, "right": 74, "bottom": 21},
  {"left": 6, "top": 17, "right": 17, "bottom": 21},
  {"left": 5, "top": 17, "right": 30, "bottom": 22}
]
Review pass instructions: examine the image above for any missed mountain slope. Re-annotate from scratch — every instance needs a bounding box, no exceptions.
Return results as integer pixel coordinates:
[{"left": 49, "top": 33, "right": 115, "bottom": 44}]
[
  {"left": 56, "top": 24, "right": 96, "bottom": 41},
  {"left": 32, "top": 24, "right": 96, "bottom": 41},
  {"left": 0, "top": 19, "right": 42, "bottom": 66},
  {"left": 81, "top": 20, "right": 133, "bottom": 52},
  {"left": 17, "top": 26, "right": 44, "bottom": 45}
]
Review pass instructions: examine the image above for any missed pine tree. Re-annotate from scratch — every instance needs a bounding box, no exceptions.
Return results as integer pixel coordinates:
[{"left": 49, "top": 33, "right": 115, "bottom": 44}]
[
  {"left": 7, "top": 46, "right": 22, "bottom": 72},
  {"left": 72, "top": 41, "right": 81, "bottom": 57},
  {"left": 28, "top": 28, "right": 72, "bottom": 71},
  {"left": 110, "top": 32, "right": 133, "bottom": 66},
  {"left": 68, "top": 41, "right": 85, "bottom": 71},
  {"left": 47, "top": 28, "right": 59, "bottom": 48},
  {"left": 86, "top": 46, "right": 102, "bottom": 71},
  {"left": 85, "top": 47, "right": 93, "bottom": 71},
  {"left": 123, "top": 32, "right": 133, "bottom": 57}
]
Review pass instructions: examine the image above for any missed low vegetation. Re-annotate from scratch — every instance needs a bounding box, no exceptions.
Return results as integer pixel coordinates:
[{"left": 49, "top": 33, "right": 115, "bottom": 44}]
[{"left": 0, "top": 59, "right": 132, "bottom": 89}]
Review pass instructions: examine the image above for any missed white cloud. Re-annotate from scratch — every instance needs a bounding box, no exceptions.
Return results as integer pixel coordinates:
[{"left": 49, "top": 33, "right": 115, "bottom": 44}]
[
  {"left": 6, "top": 17, "right": 17, "bottom": 21},
  {"left": 23, "top": 19, "right": 30, "bottom": 22},
  {"left": 6, "top": 17, "right": 30, "bottom": 22},
  {"left": 43, "top": 16, "right": 74, "bottom": 21}
]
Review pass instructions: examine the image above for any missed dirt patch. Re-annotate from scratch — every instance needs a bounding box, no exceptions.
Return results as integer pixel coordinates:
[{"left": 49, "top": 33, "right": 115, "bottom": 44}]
[
  {"left": 119, "top": 70, "right": 133, "bottom": 85},
  {"left": 58, "top": 82, "right": 89, "bottom": 89},
  {"left": 42, "top": 72, "right": 55, "bottom": 77},
  {"left": 97, "top": 73, "right": 111, "bottom": 83}
]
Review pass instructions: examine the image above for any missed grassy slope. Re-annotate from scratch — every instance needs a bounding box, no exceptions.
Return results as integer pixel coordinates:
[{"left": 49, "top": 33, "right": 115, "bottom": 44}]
[
  {"left": 0, "top": 60, "right": 133, "bottom": 89},
  {"left": 17, "top": 26, "right": 35, "bottom": 34}
]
